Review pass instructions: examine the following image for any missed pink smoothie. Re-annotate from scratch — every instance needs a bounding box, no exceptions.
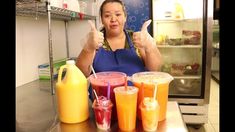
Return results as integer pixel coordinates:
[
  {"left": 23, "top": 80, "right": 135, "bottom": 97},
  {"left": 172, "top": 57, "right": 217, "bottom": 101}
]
[{"left": 89, "top": 72, "right": 126, "bottom": 120}]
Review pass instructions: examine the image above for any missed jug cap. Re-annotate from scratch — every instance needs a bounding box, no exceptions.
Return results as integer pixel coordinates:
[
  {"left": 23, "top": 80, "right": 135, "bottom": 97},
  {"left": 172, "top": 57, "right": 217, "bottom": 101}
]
[
  {"left": 66, "top": 60, "right": 75, "bottom": 65},
  {"left": 131, "top": 72, "right": 174, "bottom": 84}
]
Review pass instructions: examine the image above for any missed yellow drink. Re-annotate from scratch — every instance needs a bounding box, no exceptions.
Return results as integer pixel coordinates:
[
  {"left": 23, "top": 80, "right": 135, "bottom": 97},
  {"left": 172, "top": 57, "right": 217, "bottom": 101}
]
[
  {"left": 132, "top": 72, "right": 173, "bottom": 121},
  {"left": 140, "top": 97, "right": 160, "bottom": 131},
  {"left": 114, "top": 86, "right": 138, "bottom": 131},
  {"left": 56, "top": 60, "right": 89, "bottom": 123}
]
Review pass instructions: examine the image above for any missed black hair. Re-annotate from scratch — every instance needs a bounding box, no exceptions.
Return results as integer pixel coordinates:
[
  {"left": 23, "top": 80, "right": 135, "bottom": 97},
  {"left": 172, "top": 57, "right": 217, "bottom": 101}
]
[{"left": 99, "top": 0, "right": 127, "bottom": 17}]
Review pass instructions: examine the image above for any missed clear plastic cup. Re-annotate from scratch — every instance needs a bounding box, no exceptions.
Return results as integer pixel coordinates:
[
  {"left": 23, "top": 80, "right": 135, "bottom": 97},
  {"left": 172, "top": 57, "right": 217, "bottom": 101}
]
[
  {"left": 114, "top": 86, "right": 138, "bottom": 131},
  {"left": 140, "top": 97, "right": 160, "bottom": 131},
  {"left": 89, "top": 71, "right": 126, "bottom": 120},
  {"left": 131, "top": 72, "right": 173, "bottom": 121},
  {"left": 92, "top": 96, "right": 113, "bottom": 130},
  {"left": 79, "top": 1, "right": 87, "bottom": 14}
]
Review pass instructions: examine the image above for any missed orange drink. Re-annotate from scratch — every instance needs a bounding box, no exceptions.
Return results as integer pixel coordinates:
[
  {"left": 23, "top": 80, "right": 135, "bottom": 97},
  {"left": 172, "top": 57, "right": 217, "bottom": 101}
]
[
  {"left": 140, "top": 97, "right": 160, "bottom": 131},
  {"left": 132, "top": 72, "right": 173, "bottom": 121},
  {"left": 114, "top": 86, "right": 138, "bottom": 131}
]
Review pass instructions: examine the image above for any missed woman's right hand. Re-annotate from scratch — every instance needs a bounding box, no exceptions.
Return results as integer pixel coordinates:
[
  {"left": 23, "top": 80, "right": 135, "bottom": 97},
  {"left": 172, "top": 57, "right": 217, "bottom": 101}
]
[{"left": 83, "top": 20, "right": 104, "bottom": 52}]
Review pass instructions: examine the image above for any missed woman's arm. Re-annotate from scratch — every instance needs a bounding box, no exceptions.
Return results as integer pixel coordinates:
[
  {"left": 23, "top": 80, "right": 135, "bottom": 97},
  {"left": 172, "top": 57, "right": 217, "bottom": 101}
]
[
  {"left": 133, "top": 20, "right": 162, "bottom": 71},
  {"left": 76, "top": 21, "right": 104, "bottom": 77},
  {"left": 138, "top": 39, "right": 162, "bottom": 71},
  {"left": 76, "top": 48, "right": 96, "bottom": 77}
]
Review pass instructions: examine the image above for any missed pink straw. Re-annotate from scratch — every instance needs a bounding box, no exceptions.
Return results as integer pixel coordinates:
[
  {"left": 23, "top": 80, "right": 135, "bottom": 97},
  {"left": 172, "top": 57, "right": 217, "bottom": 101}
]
[{"left": 107, "top": 82, "right": 110, "bottom": 100}]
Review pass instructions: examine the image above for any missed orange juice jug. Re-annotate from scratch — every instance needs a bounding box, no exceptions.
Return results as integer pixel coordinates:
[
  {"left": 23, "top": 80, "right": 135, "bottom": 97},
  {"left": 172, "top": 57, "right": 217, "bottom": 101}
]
[{"left": 56, "top": 60, "right": 89, "bottom": 123}]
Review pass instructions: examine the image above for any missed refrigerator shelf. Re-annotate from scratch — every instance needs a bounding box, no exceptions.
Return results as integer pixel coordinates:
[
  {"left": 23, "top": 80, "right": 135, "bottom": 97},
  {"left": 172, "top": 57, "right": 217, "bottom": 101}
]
[
  {"left": 153, "top": 18, "right": 202, "bottom": 23},
  {"left": 173, "top": 75, "right": 201, "bottom": 79},
  {"left": 157, "top": 45, "right": 201, "bottom": 48},
  {"left": 16, "top": 0, "right": 96, "bottom": 21}
]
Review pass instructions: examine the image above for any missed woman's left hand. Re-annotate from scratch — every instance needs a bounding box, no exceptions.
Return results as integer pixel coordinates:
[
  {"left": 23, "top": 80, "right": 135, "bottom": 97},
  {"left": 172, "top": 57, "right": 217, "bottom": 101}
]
[{"left": 132, "top": 20, "right": 155, "bottom": 52}]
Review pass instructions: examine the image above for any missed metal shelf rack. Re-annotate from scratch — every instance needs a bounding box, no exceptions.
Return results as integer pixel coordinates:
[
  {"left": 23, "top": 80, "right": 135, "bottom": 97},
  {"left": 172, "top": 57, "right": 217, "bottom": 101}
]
[
  {"left": 16, "top": 1, "right": 96, "bottom": 20},
  {"left": 16, "top": 0, "right": 97, "bottom": 95}
]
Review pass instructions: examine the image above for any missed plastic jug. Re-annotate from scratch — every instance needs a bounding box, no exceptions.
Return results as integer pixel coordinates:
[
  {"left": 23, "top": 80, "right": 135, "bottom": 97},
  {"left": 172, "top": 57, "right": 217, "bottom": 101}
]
[{"left": 56, "top": 60, "right": 89, "bottom": 123}]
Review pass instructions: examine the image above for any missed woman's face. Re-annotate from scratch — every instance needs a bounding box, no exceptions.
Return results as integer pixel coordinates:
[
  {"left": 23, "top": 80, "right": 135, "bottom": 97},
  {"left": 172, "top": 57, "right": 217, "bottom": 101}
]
[{"left": 101, "top": 2, "right": 127, "bottom": 36}]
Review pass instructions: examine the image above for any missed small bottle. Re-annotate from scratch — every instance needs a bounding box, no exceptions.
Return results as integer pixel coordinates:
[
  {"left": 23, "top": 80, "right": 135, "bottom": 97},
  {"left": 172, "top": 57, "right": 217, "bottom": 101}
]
[{"left": 62, "top": 0, "right": 68, "bottom": 9}]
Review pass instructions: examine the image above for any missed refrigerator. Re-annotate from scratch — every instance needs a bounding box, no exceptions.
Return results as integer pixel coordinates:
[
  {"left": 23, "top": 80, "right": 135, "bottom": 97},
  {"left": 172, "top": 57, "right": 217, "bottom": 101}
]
[{"left": 152, "top": 0, "right": 213, "bottom": 125}]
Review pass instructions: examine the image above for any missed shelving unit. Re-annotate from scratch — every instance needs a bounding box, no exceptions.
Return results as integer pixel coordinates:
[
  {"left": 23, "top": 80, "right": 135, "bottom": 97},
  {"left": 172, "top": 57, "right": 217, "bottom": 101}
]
[
  {"left": 157, "top": 45, "right": 201, "bottom": 48},
  {"left": 154, "top": 18, "right": 202, "bottom": 23},
  {"left": 16, "top": 0, "right": 97, "bottom": 94},
  {"left": 16, "top": 1, "right": 96, "bottom": 21}
]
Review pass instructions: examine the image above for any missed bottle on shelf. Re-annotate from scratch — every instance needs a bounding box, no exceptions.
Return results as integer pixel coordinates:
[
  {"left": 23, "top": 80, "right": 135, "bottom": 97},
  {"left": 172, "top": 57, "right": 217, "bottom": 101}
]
[
  {"left": 68, "top": 0, "right": 80, "bottom": 12},
  {"left": 62, "top": 0, "right": 68, "bottom": 9}
]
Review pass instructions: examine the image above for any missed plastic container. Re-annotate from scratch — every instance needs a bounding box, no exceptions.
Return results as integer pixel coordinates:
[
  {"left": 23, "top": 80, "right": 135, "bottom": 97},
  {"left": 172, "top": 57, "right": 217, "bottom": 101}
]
[
  {"left": 131, "top": 72, "right": 173, "bottom": 121},
  {"left": 68, "top": 0, "right": 80, "bottom": 12},
  {"left": 62, "top": 0, "right": 68, "bottom": 9},
  {"left": 92, "top": 96, "right": 113, "bottom": 130},
  {"left": 139, "top": 97, "right": 160, "bottom": 131},
  {"left": 114, "top": 86, "right": 138, "bottom": 131},
  {"left": 56, "top": 60, "right": 89, "bottom": 123},
  {"left": 78, "top": 0, "right": 87, "bottom": 14},
  {"left": 50, "top": 0, "right": 63, "bottom": 8},
  {"left": 89, "top": 71, "right": 126, "bottom": 120}
]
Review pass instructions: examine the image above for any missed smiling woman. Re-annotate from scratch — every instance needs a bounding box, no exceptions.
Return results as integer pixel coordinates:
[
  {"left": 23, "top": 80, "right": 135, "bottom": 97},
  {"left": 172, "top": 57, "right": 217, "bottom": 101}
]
[{"left": 76, "top": 0, "right": 162, "bottom": 101}]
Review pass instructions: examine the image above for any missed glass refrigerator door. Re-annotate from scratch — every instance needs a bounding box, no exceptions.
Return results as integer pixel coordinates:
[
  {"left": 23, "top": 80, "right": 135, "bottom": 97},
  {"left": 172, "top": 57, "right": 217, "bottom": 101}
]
[{"left": 152, "top": 0, "right": 204, "bottom": 97}]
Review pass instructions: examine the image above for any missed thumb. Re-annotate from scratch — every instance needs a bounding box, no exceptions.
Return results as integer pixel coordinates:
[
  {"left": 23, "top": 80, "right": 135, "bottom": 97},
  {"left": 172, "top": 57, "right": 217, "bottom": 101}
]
[
  {"left": 141, "top": 20, "right": 152, "bottom": 31},
  {"left": 88, "top": 20, "right": 97, "bottom": 31}
]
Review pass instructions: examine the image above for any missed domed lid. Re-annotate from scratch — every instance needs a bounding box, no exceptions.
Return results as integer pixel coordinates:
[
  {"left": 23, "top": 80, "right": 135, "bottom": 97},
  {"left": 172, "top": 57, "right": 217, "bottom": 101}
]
[
  {"left": 88, "top": 71, "right": 127, "bottom": 86},
  {"left": 113, "top": 86, "right": 138, "bottom": 95},
  {"left": 131, "top": 71, "right": 174, "bottom": 84}
]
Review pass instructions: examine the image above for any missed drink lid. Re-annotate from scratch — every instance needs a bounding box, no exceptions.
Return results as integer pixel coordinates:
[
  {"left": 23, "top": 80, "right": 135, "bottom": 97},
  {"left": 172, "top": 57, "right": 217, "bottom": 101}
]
[
  {"left": 88, "top": 71, "right": 126, "bottom": 86},
  {"left": 113, "top": 86, "right": 138, "bottom": 94},
  {"left": 92, "top": 96, "right": 113, "bottom": 109},
  {"left": 131, "top": 72, "right": 174, "bottom": 84}
]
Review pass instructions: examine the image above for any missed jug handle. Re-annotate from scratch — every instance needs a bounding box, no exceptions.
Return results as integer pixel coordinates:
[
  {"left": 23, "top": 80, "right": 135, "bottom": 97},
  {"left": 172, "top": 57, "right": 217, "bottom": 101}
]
[{"left": 57, "top": 65, "right": 67, "bottom": 83}]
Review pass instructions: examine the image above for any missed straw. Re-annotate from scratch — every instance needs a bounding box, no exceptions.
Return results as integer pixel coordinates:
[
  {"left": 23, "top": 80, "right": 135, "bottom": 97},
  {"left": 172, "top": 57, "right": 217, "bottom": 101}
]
[
  {"left": 124, "top": 76, "right": 127, "bottom": 90},
  {"left": 141, "top": 82, "right": 144, "bottom": 100},
  {"left": 90, "top": 65, "right": 97, "bottom": 78},
  {"left": 107, "top": 82, "right": 111, "bottom": 100},
  {"left": 153, "top": 83, "right": 158, "bottom": 100},
  {"left": 93, "top": 89, "right": 99, "bottom": 103}
]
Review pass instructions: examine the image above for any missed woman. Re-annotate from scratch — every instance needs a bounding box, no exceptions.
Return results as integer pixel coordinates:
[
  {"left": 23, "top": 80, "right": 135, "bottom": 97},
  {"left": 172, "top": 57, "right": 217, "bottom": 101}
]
[{"left": 76, "top": 0, "right": 162, "bottom": 78}]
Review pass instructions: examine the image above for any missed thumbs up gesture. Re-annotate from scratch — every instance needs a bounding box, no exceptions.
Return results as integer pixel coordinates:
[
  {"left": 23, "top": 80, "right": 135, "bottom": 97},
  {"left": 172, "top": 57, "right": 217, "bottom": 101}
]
[
  {"left": 83, "top": 20, "right": 104, "bottom": 52},
  {"left": 133, "top": 20, "right": 155, "bottom": 52}
]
